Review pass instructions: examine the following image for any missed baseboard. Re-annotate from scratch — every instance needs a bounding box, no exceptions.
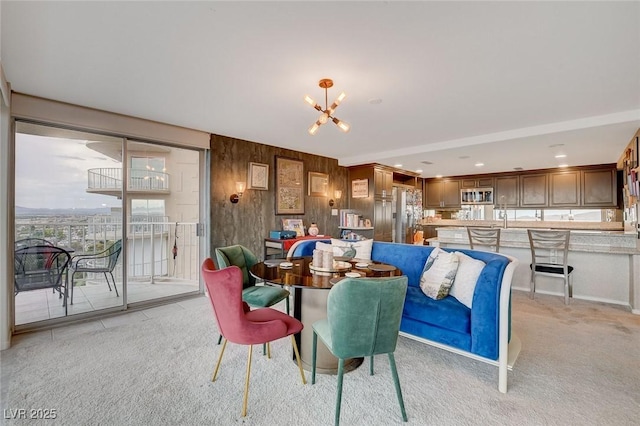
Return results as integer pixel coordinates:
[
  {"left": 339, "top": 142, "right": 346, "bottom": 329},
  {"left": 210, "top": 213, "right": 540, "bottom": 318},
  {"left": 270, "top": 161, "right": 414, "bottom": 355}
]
[{"left": 512, "top": 287, "right": 630, "bottom": 308}]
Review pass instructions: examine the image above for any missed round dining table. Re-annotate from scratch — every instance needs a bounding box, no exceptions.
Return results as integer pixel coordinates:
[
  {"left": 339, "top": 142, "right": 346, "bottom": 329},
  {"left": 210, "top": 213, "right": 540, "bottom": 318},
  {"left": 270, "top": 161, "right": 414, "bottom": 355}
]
[{"left": 250, "top": 256, "right": 403, "bottom": 374}]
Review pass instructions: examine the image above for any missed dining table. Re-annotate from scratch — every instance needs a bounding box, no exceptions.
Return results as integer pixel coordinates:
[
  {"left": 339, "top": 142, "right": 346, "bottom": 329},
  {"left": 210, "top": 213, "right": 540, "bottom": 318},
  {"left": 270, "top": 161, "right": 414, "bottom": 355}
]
[{"left": 250, "top": 255, "right": 403, "bottom": 374}]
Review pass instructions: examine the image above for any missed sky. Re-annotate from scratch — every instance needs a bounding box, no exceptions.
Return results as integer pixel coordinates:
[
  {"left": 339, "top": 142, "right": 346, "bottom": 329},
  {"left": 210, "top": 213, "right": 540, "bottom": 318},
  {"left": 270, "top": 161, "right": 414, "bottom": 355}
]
[{"left": 15, "top": 133, "right": 122, "bottom": 210}]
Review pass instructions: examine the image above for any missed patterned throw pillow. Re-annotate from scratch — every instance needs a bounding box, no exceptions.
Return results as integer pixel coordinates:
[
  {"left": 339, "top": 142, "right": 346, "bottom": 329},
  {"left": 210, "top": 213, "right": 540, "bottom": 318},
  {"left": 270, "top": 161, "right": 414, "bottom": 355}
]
[
  {"left": 419, "top": 249, "right": 460, "bottom": 300},
  {"left": 330, "top": 238, "right": 373, "bottom": 261}
]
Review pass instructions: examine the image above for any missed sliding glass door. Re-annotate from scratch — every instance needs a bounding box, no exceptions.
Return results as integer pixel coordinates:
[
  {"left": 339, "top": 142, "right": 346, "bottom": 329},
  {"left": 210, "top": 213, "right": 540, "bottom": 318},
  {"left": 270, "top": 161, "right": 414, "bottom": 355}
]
[
  {"left": 13, "top": 122, "right": 204, "bottom": 329},
  {"left": 14, "top": 122, "right": 125, "bottom": 325}
]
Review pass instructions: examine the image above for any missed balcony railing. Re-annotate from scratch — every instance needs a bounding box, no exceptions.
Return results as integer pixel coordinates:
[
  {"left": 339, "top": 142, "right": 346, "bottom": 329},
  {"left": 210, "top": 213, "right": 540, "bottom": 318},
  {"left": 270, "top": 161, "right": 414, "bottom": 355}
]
[
  {"left": 87, "top": 168, "right": 170, "bottom": 193},
  {"left": 14, "top": 218, "right": 198, "bottom": 283}
]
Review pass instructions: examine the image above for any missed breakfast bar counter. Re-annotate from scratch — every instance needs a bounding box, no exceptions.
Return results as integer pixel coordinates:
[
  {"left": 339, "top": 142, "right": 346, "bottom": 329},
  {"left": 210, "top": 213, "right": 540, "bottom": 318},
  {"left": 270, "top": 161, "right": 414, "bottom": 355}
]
[{"left": 434, "top": 227, "right": 640, "bottom": 314}]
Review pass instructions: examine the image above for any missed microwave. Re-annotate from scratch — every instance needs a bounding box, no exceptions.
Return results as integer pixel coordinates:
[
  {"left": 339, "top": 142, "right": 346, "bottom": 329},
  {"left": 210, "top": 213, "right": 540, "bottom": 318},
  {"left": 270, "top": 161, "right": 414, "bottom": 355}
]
[{"left": 460, "top": 188, "right": 494, "bottom": 205}]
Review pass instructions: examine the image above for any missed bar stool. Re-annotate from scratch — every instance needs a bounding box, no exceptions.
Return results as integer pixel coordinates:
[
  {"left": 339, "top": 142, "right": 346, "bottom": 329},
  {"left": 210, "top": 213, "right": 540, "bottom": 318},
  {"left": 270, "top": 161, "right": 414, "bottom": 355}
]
[
  {"left": 527, "top": 229, "right": 574, "bottom": 304},
  {"left": 467, "top": 227, "right": 501, "bottom": 252}
]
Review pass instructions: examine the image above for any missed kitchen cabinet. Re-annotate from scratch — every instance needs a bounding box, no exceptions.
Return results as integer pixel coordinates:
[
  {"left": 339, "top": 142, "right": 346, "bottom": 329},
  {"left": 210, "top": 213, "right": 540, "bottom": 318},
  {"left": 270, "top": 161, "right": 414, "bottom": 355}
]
[
  {"left": 461, "top": 177, "right": 494, "bottom": 188},
  {"left": 374, "top": 168, "right": 393, "bottom": 198},
  {"left": 582, "top": 168, "right": 617, "bottom": 207},
  {"left": 520, "top": 174, "right": 548, "bottom": 207},
  {"left": 550, "top": 171, "right": 580, "bottom": 206},
  {"left": 426, "top": 179, "right": 460, "bottom": 208},
  {"left": 495, "top": 176, "right": 519, "bottom": 207},
  {"left": 373, "top": 198, "right": 393, "bottom": 241}
]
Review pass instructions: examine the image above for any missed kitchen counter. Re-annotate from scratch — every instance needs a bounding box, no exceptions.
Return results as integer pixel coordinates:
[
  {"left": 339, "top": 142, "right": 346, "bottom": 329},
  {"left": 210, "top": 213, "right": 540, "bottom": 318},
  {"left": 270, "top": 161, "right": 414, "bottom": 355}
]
[
  {"left": 419, "top": 219, "right": 625, "bottom": 232},
  {"left": 433, "top": 227, "right": 640, "bottom": 313}
]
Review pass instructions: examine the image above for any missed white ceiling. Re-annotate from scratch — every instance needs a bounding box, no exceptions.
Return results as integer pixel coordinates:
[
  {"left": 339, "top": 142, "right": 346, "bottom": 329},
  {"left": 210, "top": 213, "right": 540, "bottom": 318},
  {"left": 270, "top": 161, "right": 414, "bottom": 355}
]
[{"left": 2, "top": 1, "right": 639, "bottom": 178}]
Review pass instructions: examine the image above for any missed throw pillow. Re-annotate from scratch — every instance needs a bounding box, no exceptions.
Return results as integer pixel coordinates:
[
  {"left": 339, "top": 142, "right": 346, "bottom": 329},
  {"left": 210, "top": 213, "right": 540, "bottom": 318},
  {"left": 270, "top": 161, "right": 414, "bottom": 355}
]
[
  {"left": 330, "top": 238, "right": 373, "bottom": 261},
  {"left": 315, "top": 241, "right": 333, "bottom": 253},
  {"left": 449, "top": 252, "right": 486, "bottom": 308},
  {"left": 419, "top": 249, "right": 459, "bottom": 300}
]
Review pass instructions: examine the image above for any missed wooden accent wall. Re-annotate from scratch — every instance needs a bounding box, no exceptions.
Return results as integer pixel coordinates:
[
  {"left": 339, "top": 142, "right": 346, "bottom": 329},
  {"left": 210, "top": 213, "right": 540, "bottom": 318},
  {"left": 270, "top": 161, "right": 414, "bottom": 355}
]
[{"left": 210, "top": 134, "right": 348, "bottom": 259}]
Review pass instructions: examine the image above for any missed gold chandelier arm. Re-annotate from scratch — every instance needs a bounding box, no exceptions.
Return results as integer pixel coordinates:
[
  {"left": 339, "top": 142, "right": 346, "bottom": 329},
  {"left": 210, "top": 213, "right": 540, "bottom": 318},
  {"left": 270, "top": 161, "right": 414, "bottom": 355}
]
[{"left": 332, "top": 116, "right": 350, "bottom": 133}]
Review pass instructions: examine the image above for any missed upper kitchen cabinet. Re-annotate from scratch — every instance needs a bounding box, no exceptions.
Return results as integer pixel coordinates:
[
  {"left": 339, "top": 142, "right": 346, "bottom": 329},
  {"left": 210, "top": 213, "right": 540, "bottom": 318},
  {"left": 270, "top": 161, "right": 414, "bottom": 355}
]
[
  {"left": 374, "top": 167, "right": 393, "bottom": 198},
  {"left": 494, "top": 176, "right": 519, "bottom": 207},
  {"left": 549, "top": 170, "right": 580, "bottom": 207},
  {"left": 426, "top": 179, "right": 460, "bottom": 208},
  {"left": 460, "top": 177, "right": 494, "bottom": 188},
  {"left": 582, "top": 168, "right": 618, "bottom": 207},
  {"left": 520, "top": 174, "right": 548, "bottom": 207}
]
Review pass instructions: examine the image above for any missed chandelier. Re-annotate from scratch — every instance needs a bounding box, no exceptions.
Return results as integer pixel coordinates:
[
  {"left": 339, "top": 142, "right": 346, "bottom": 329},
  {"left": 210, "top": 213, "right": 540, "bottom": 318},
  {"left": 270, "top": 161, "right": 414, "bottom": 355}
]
[{"left": 304, "top": 78, "right": 350, "bottom": 135}]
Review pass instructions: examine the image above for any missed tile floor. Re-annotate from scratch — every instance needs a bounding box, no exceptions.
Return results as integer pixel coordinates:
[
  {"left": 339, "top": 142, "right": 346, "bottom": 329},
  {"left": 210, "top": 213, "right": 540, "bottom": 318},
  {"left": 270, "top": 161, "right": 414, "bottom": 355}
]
[
  {"left": 10, "top": 295, "right": 210, "bottom": 348},
  {"left": 14, "top": 278, "right": 200, "bottom": 325}
]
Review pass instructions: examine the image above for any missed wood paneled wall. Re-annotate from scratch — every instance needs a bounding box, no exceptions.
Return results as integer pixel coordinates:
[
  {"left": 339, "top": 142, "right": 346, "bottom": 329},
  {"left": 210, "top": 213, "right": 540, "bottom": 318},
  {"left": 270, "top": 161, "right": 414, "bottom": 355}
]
[{"left": 210, "top": 134, "right": 349, "bottom": 259}]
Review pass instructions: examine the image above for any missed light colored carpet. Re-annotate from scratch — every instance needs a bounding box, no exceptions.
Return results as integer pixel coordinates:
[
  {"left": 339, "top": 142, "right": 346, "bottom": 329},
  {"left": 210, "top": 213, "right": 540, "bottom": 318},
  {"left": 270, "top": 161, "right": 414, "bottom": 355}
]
[{"left": 1, "top": 291, "right": 639, "bottom": 425}]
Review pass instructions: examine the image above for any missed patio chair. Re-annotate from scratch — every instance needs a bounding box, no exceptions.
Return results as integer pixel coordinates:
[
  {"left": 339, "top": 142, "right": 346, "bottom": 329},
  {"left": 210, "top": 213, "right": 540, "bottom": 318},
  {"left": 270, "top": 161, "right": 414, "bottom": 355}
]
[
  {"left": 14, "top": 245, "right": 71, "bottom": 315},
  {"left": 70, "top": 240, "right": 122, "bottom": 304},
  {"left": 15, "top": 238, "right": 55, "bottom": 250}
]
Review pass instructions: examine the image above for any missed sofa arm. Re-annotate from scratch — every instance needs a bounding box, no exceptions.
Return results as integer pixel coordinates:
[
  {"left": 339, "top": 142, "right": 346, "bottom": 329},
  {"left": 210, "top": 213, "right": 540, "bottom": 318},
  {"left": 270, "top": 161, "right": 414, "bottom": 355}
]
[{"left": 469, "top": 258, "right": 509, "bottom": 360}]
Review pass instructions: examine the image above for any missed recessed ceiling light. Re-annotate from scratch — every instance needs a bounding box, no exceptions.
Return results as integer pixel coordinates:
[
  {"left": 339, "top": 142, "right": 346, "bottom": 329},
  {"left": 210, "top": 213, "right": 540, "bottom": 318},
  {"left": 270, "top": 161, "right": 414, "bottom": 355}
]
[
  {"left": 475, "top": 162, "right": 484, "bottom": 167},
  {"left": 513, "top": 167, "right": 523, "bottom": 171},
  {"left": 435, "top": 174, "right": 443, "bottom": 178},
  {"left": 458, "top": 155, "right": 470, "bottom": 159},
  {"left": 368, "top": 98, "right": 383, "bottom": 104},
  {"left": 555, "top": 154, "right": 567, "bottom": 158},
  {"left": 549, "top": 143, "right": 565, "bottom": 148},
  {"left": 421, "top": 161, "right": 433, "bottom": 165},
  {"left": 394, "top": 163, "right": 403, "bottom": 168},
  {"left": 558, "top": 164, "right": 568, "bottom": 168},
  {"left": 415, "top": 169, "right": 423, "bottom": 173}
]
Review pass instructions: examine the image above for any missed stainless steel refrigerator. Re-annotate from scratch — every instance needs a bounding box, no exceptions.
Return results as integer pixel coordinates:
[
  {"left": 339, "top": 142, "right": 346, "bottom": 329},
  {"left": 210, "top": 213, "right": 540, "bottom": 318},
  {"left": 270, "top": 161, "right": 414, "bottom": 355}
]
[{"left": 392, "top": 186, "right": 423, "bottom": 244}]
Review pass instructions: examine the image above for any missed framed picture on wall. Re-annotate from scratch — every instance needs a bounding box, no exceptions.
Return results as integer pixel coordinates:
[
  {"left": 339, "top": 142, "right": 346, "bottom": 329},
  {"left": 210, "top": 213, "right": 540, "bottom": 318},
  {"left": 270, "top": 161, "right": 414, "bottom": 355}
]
[
  {"left": 247, "top": 162, "right": 269, "bottom": 190},
  {"left": 308, "top": 172, "right": 329, "bottom": 197},
  {"left": 275, "top": 156, "right": 304, "bottom": 214},
  {"left": 352, "top": 179, "right": 369, "bottom": 198}
]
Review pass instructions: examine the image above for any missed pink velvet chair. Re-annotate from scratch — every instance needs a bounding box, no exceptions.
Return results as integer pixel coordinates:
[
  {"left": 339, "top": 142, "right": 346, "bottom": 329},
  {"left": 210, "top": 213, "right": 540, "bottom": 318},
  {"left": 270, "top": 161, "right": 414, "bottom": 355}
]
[{"left": 201, "top": 259, "right": 306, "bottom": 417}]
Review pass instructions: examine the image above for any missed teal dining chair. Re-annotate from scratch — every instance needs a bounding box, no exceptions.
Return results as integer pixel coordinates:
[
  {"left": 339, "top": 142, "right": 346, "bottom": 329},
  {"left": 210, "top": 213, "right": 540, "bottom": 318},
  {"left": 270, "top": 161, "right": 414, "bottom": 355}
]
[{"left": 311, "top": 275, "right": 409, "bottom": 426}]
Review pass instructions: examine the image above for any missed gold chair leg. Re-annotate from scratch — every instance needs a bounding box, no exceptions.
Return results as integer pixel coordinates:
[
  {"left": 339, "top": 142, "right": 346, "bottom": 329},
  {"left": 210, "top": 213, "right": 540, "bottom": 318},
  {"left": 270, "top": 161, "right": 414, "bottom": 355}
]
[
  {"left": 211, "top": 338, "right": 227, "bottom": 382},
  {"left": 242, "top": 345, "right": 253, "bottom": 417},
  {"left": 267, "top": 342, "right": 271, "bottom": 359},
  {"left": 291, "top": 335, "right": 306, "bottom": 385}
]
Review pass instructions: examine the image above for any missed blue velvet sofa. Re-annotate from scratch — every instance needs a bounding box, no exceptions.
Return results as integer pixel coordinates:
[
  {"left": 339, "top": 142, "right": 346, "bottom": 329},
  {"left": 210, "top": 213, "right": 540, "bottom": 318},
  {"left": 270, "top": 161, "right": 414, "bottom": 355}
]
[{"left": 287, "top": 239, "right": 520, "bottom": 393}]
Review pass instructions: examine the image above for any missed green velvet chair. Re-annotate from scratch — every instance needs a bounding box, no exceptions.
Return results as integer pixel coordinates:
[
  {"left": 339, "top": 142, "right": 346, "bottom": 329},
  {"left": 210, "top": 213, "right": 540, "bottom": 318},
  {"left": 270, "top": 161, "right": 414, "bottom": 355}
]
[
  {"left": 311, "top": 275, "right": 409, "bottom": 426},
  {"left": 214, "top": 245, "right": 291, "bottom": 345}
]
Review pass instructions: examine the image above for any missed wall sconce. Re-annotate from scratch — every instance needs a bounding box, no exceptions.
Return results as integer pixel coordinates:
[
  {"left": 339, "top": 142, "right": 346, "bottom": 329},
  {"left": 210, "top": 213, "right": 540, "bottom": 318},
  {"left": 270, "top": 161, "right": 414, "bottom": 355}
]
[
  {"left": 230, "top": 181, "right": 246, "bottom": 204},
  {"left": 329, "top": 189, "right": 342, "bottom": 207}
]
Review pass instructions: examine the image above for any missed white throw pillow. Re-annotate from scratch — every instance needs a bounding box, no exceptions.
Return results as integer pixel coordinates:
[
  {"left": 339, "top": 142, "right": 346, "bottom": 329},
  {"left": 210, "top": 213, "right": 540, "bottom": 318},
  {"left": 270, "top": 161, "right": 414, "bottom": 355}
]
[
  {"left": 315, "top": 241, "right": 333, "bottom": 253},
  {"left": 449, "top": 252, "right": 486, "bottom": 308},
  {"left": 419, "top": 250, "right": 459, "bottom": 300},
  {"left": 330, "top": 238, "right": 373, "bottom": 261}
]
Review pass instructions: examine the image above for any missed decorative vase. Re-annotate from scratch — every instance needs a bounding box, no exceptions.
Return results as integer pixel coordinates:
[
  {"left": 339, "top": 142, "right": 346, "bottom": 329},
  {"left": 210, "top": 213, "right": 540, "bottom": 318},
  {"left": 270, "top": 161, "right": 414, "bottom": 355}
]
[{"left": 308, "top": 223, "right": 319, "bottom": 236}]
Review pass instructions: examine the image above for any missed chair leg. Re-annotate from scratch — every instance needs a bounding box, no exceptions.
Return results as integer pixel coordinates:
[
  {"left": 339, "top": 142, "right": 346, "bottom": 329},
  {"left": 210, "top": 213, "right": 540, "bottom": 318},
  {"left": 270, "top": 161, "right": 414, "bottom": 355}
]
[
  {"left": 311, "top": 331, "right": 318, "bottom": 385},
  {"left": 291, "top": 335, "right": 306, "bottom": 385},
  {"left": 217, "top": 334, "right": 223, "bottom": 345},
  {"left": 71, "top": 271, "right": 76, "bottom": 305},
  {"left": 266, "top": 342, "right": 271, "bottom": 359},
  {"left": 285, "top": 295, "right": 290, "bottom": 315},
  {"left": 335, "top": 358, "right": 345, "bottom": 426},
  {"left": 211, "top": 338, "right": 227, "bottom": 382},
  {"left": 104, "top": 272, "right": 113, "bottom": 291},
  {"left": 564, "top": 275, "right": 570, "bottom": 305},
  {"left": 108, "top": 271, "right": 119, "bottom": 297},
  {"left": 388, "top": 353, "right": 408, "bottom": 422},
  {"left": 242, "top": 345, "right": 253, "bottom": 417},
  {"left": 530, "top": 272, "right": 536, "bottom": 300},
  {"left": 370, "top": 355, "right": 374, "bottom": 375}
]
